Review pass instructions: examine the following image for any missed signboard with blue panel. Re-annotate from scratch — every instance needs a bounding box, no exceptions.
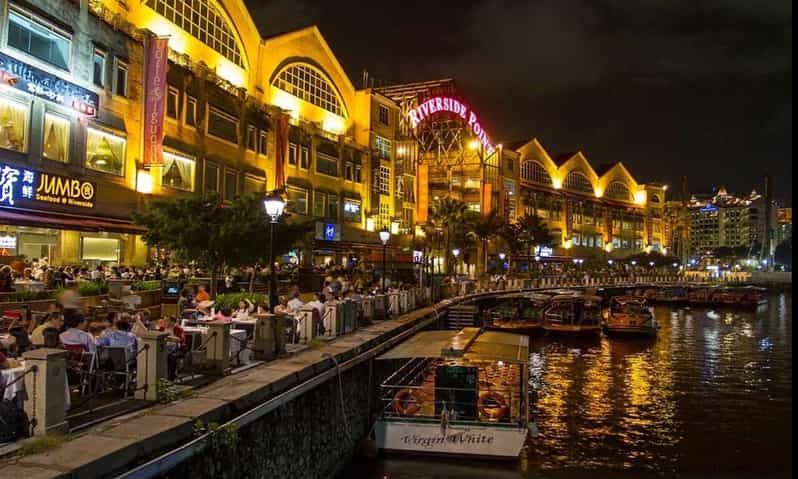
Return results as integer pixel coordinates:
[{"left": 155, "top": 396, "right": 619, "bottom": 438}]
[
  {"left": 0, "top": 51, "right": 99, "bottom": 116},
  {"left": 0, "top": 162, "right": 95, "bottom": 208},
  {"left": 315, "top": 221, "right": 341, "bottom": 241}
]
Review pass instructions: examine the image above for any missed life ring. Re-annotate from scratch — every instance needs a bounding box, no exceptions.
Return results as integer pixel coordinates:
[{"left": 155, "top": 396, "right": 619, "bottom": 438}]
[
  {"left": 478, "top": 391, "right": 509, "bottom": 420},
  {"left": 392, "top": 388, "right": 421, "bottom": 416}
]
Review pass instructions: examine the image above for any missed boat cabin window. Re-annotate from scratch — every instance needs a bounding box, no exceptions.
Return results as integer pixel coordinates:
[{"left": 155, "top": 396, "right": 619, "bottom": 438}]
[{"left": 435, "top": 365, "right": 478, "bottom": 419}]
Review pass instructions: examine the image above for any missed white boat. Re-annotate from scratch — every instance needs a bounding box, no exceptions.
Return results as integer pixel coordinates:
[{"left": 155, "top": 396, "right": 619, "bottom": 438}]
[
  {"left": 374, "top": 327, "right": 533, "bottom": 459},
  {"left": 603, "top": 296, "right": 658, "bottom": 336},
  {"left": 541, "top": 294, "right": 602, "bottom": 335}
]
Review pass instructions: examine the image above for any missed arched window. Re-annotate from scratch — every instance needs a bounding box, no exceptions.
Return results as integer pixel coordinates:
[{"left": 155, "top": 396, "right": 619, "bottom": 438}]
[
  {"left": 606, "top": 181, "right": 631, "bottom": 201},
  {"left": 650, "top": 194, "right": 661, "bottom": 204},
  {"left": 521, "top": 160, "right": 552, "bottom": 185},
  {"left": 147, "top": 0, "right": 244, "bottom": 67},
  {"left": 273, "top": 63, "right": 345, "bottom": 117},
  {"left": 563, "top": 171, "right": 593, "bottom": 194}
]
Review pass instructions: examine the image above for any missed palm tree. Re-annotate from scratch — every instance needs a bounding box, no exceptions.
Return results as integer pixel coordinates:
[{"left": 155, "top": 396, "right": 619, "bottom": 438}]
[
  {"left": 467, "top": 208, "right": 504, "bottom": 275},
  {"left": 518, "top": 214, "right": 553, "bottom": 276},
  {"left": 430, "top": 197, "right": 468, "bottom": 274}
]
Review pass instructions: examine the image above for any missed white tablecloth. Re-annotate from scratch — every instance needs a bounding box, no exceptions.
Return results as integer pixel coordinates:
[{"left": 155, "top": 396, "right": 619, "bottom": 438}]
[
  {"left": 12, "top": 281, "right": 46, "bottom": 292},
  {"left": 0, "top": 361, "right": 70, "bottom": 409}
]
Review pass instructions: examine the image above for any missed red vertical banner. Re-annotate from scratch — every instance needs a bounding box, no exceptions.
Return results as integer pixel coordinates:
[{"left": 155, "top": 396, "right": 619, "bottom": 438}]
[
  {"left": 143, "top": 36, "right": 169, "bottom": 168},
  {"left": 274, "top": 113, "right": 288, "bottom": 189}
]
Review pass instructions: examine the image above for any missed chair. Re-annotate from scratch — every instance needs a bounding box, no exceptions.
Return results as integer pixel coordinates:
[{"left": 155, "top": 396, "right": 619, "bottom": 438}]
[
  {"left": 97, "top": 346, "right": 134, "bottom": 396},
  {"left": 63, "top": 344, "right": 96, "bottom": 396},
  {"left": 8, "top": 327, "right": 31, "bottom": 355},
  {"left": 42, "top": 328, "right": 60, "bottom": 348}
]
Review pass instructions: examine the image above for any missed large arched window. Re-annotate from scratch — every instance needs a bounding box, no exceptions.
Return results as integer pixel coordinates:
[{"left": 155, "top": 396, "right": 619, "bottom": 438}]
[
  {"left": 650, "top": 194, "right": 661, "bottom": 204},
  {"left": 521, "top": 160, "right": 552, "bottom": 185},
  {"left": 273, "top": 63, "right": 345, "bottom": 117},
  {"left": 564, "top": 171, "right": 593, "bottom": 193},
  {"left": 147, "top": 0, "right": 244, "bottom": 67},
  {"left": 606, "top": 181, "right": 632, "bottom": 201}
]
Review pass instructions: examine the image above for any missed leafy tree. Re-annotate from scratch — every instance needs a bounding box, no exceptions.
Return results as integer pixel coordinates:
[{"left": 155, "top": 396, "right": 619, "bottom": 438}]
[
  {"left": 517, "top": 214, "right": 553, "bottom": 265},
  {"left": 133, "top": 192, "right": 311, "bottom": 296},
  {"left": 775, "top": 239, "right": 792, "bottom": 268}
]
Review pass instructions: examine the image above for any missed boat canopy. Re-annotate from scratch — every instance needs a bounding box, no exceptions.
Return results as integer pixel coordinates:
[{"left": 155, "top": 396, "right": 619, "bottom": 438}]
[{"left": 377, "top": 327, "right": 529, "bottom": 364}]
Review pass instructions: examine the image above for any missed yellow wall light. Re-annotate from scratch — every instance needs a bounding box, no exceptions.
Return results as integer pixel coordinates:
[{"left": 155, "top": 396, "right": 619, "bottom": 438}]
[
  {"left": 634, "top": 190, "right": 647, "bottom": 205},
  {"left": 136, "top": 170, "right": 154, "bottom": 194}
]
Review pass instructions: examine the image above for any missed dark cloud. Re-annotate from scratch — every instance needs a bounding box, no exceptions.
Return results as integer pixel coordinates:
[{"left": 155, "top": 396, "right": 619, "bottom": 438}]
[{"left": 245, "top": 0, "right": 792, "bottom": 203}]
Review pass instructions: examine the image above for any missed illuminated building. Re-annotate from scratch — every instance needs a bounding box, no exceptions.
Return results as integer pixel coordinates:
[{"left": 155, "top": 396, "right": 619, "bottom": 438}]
[
  {"left": 776, "top": 207, "right": 791, "bottom": 244},
  {"left": 686, "top": 187, "right": 776, "bottom": 257},
  {"left": 0, "top": 0, "right": 148, "bottom": 265},
  {"left": 511, "top": 138, "right": 667, "bottom": 259}
]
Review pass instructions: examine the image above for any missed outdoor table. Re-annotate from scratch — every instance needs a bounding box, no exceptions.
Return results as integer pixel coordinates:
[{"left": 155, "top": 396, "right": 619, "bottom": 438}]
[
  {"left": 12, "top": 281, "right": 46, "bottom": 292},
  {"left": 0, "top": 333, "right": 11, "bottom": 349}
]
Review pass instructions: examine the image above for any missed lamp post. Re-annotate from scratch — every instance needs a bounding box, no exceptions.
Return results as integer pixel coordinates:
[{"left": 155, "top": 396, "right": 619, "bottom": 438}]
[
  {"left": 379, "top": 228, "right": 390, "bottom": 293},
  {"left": 452, "top": 248, "right": 461, "bottom": 275},
  {"left": 264, "top": 191, "right": 285, "bottom": 312},
  {"left": 499, "top": 252, "right": 506, "bottom": 272}
]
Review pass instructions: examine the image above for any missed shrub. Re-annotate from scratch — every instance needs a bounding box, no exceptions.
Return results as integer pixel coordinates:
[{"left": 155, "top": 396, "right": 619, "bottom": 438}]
[
  {"left": 213, "top": 292, "right": 266, "bottom": 310},
  {"left": 1, "top": 290, "right": 54, "bottom": 303},
  {"left": 77, "top": 282, "right": 108, "bottom": 297},
  {"left": 132, "top": 280, "right": 162, "bottom": 291}
]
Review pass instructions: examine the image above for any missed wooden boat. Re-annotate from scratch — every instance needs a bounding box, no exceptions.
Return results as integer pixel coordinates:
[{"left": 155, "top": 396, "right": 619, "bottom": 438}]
[
  {"left": 375, "top": 327, "right": 533, "bottom": 459},
  {"left": 652, "top": 286, "right": 689, "bottom": 304},
  {"left": 603, "top": 296, "right": 658, "bottom": 336},
  {"left": 706, "top": 286, "right": 768, "bottom": 308},
  {"left": 485, "top": 293, "right": 550, "bottom": 333},
  {"left": 541, "top": 294, "right": 602, "bottom": 335}
]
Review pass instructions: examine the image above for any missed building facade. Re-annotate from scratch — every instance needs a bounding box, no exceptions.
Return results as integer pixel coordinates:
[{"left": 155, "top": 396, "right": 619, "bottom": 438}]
[
  {"left": 685, "top": 187, "right": 775, "bottom": 257},
  {"left": 513, "top": 138, "right": 667, "bottom": 260},
  {"left": 0, "top": 0, "right": 148, "bottom": 266}
]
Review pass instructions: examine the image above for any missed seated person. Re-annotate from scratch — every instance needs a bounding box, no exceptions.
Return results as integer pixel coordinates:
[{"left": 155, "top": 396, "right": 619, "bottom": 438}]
[
  {"left": 97, "top": 319, "right": 138, "bottom": 363},
  {"left": 30, "top": 313, "right": 63, "bottom": 346},
  {"left": 158, "top": 316, "right": 186, "bottom": 352},
  {"left": 213, "top": 308, "right": 234, "bottom": 323},
  {"left": 287, "top": 291, "right": 304, "bottom": 312},
  {"left": 59, "top": 313, "right": 97, "bottom": 353},
  {"left": 273, "top": 296, "right": 291, "bottom": 316},
  {"left": 234, "top": 299, "right": 253, "bottom": 319},
  {"left": 195, "top": 285, "right": 210, "bottom": 302}
]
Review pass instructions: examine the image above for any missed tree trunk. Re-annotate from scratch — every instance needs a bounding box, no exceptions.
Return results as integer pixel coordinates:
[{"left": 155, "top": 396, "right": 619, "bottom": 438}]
[
  {"left": 210, "top": 265, "right": 218, "bottom": 298},
  {"left": 248, "top": 266, "right": 255, "bottom": 293}
]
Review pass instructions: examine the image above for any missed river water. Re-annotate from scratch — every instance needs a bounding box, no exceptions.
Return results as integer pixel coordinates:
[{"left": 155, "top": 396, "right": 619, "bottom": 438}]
[{"left": 340, "top": 292, "right": 792, "bottom": 479}]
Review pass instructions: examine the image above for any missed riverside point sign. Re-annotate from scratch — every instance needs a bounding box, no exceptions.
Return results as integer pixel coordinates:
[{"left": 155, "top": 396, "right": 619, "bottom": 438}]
[{"left": 407, "top": 96, "right": 496, "bottom": 155}]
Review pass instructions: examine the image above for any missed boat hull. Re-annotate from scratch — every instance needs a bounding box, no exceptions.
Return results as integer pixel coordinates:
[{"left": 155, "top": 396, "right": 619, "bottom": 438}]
[
  {"left": 541, "top": 324, "right": 601, "bottom": 335},
  {"left": 603, "top": 325, "right": 657, "bottom": 337},
  {"left": 375, "top": 419, "right": 528, "bottom": 459}
]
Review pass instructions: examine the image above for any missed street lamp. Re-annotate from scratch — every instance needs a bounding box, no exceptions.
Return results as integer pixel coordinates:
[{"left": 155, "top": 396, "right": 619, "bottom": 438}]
[
  {"left": 379, "top": 228, "right": 391, "bottom": 293},
  {"left": 263, "top": 191, "right": 285, "bottom": 312},
  {"left": 498, "top": 252, "right": 506, "bottom": 272},
  {"left": 452, "top": 248, "right": 461, "bottom": 274},
  {"left": 649, "top": 261, "right": 655, "bottom": 267},
  {"left": 631, "top": 260, "right": 637, "bottom": 266}
]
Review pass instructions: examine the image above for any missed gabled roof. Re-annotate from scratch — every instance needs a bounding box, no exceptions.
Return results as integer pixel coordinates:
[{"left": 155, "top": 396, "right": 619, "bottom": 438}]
[
  {"left": 554, "top": 152, "right": 578, "bottom": 166},
  {"left": 375, "top": 78, "right": 457, "bottom": 102},
  {"left": 594, "top": 163, "right": 618, "bottom": 176}
]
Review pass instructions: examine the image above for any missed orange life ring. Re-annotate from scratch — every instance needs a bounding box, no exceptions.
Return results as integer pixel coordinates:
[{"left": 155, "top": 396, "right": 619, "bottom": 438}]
[
  {"left": 478, "top": 391, "right": 509, "bottom": 420},
  {"left": 392, "top": 388, "right": 421, "bottom": 416}
]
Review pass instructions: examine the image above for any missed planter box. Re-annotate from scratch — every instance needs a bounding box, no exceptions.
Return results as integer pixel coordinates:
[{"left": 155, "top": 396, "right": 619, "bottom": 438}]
[
  {"left": 0, "top": 298, "right": 57, "bottom": 315},
  {"left": 134, "top": 289, "right": 162, "bottom": 308}
]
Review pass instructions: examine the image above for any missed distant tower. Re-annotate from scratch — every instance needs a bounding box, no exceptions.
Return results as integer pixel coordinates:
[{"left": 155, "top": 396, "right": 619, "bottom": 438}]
[{"left": 761, "top": 175, "right": 774, "bottom": 270}]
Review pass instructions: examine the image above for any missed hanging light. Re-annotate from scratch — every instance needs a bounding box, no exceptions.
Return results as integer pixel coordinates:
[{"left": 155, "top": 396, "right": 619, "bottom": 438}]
[
  {"left": 263, "top": 191, "right": 285, "bottom": 223},
  {"left": 379, "top": 228, "right": 391, "bottom": 245}
]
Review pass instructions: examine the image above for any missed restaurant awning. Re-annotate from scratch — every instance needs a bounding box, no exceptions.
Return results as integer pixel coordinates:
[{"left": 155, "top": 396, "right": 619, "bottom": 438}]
[
  {"left": 0, "top": 208, "right": 146, "bottom": 235},
  {"left": 377, "top": 327, "right": 529, "bottom": 364}
]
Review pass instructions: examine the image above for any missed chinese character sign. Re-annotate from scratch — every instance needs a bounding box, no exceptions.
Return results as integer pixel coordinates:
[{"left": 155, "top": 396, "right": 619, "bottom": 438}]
[
  {"left": 0, "top": 164, "right": 35, "bottom": 206},
  {"left": 143, "top": 36, "right": 169, "bottom": 167},
  {"left": 324, "top": 223, "right": 336, "bottom": 241}
]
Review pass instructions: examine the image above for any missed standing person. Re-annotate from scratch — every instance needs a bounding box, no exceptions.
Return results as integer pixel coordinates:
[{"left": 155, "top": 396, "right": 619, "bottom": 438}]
[{"left": 195, "top": 284, "right": 210, "bottom": 302}]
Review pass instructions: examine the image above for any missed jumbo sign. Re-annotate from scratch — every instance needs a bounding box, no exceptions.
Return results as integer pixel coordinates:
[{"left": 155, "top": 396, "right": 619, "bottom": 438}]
[
  {"left": 0, "top": 163, "right": 95, "bottom": 209},
  {"left": 408, "top": 96, "right": 496, "bottom": 156}
]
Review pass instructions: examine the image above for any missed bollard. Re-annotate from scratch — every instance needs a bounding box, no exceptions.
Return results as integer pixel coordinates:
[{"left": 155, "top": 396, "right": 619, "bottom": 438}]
[
  {"left": 407, "top": 289, "right": 416, "bottom": 311},
  {"left": 342, "top": 299, "right": 355, "bottom": 333},
  {"left": 206, "top": 320, "right": 231, "bottom": 375},
  {"left": 399, "top": 290, "right": 408, "bottom": 313},
  {"left": 362, "top": 296, "right": 375, "bottom": 322},
  {"left": 274, "top": 313, "right": 287, "bottom": 355},
  {"left": 134, "top": 331, "right": 169, "bottom": 402},
  {"left": 22, "top": 348, "right": 68, "bottom": 435},
  {"left": 325, "top": 300, "right": 342, "bottom": 337},
  {"left": 388, "top": 292, "right": 399, "bottom": 317},
  {"left": 374, "top": 294, "right": 387, "bottom": 320},
  {"left": 252, "top": 313, "right": 276, "bottom": 361},
  {"left": 299, "top": 305, "right": 315, "bottom": 343}
]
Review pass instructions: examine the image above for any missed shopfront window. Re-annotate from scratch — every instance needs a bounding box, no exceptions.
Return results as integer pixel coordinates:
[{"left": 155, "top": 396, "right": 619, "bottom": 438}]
[
  {"left": 82, "top": 237, "right": 120, "bottom": 262},
  {"left": 313, "top": 191, "right": 326, "bottom": 217},
  {"left": 7, "top": 8, "right": 71, "bottom": 71},
  {"left": 204, "top": 162, "right": 219, "bottom": 193},
  {"left": 86, "top": 128, "right": 125, "bottom": 175},
  {"left": 328, "top": 195, "right": 338, "bottom": 219},
  {"left": 316, "top": 152, "right": 338, "bottom": 177},
  {"left": 162, "top": 151, "right": 195, "bottom": 191},
  {"left": 0, "top": 98, "right": 28, "bottom": 152},
  {"left": 42, "top": 113, "right": 69, "bottom": 162},
  {"left": 208, "top": 106, "right": 238, "bottom": 144},
  {"left": 287, "top": 187, "right": 308, "bottom": 215},
  {"left": 224, "top": 169, "right": 237, "bottom": 201},
  {"left": 343, "top": 200, "right": 360, "bottom": 222}
]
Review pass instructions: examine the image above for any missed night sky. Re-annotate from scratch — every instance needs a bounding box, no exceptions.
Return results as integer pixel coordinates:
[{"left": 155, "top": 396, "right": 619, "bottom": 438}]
[{"left": 245, "top": 0, "right": 792, "bottom": 204}]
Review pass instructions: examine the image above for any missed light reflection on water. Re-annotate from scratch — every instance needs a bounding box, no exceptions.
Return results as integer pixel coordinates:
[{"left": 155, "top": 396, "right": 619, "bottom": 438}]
[{"left": 340, "top": 293, "right": 792, "bottom": 479}]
